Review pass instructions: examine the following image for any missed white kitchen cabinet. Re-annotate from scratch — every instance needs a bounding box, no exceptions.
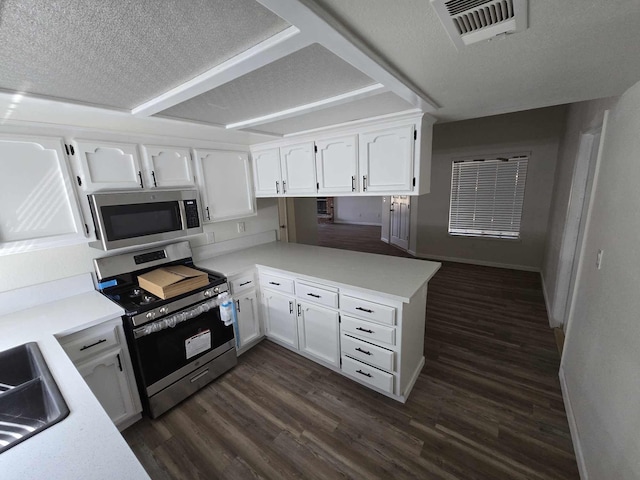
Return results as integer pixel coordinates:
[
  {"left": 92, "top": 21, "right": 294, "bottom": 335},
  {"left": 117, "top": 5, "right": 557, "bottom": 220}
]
[
  {"left": 316, "top": 135, "right": 358, "bottom": 194},
  {"left": 76, "top": 347, "right": 138, "bottom": 428},
  {"left": 253, "top": 148, "right": 281, "bottom": 196},
  {"left": 194, "top": 149, "right": 255, "bottom": 222},
  {"left": 59, "top": 318, "right": 141, "bottom": 431},
  {"left": 72, "top": 139, "right": 144, "bottom": 190},
  {"left": 140, "top": 145, "right": 194, "bottom": 188},
  {"left": 0, "top": 134, "right": 86, "bottom": 253},
  {"left": 359, "top": 125, "right": 415, "bottom": 193},
  {"left": 262, "top": 290, "right": 298, "bottom": 349},
  {"left": 279, "top": 142, "right": 317, "bottom": 195},
  {"left": 297, "top": 301, "right": 340, "bottom": 367},
  {"left": 236, "top": 290, "right": 261, "bottom": 350}
]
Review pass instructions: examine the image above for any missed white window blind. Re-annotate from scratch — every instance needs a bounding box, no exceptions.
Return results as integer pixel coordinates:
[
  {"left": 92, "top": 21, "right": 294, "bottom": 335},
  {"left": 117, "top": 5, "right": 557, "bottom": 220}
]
[{"left": 449, "top": 155, "right": 529, "bottom": 239}]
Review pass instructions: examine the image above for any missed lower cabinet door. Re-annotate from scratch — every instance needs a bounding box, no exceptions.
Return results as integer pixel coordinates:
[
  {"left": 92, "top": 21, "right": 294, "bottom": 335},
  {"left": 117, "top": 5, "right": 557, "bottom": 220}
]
[
  {"left": 297, "top": 302, "right": 339, "bottom": 367},
  {"left": 77, "top": 348, "right": 137, "bottom": 427},
  {"left": 236, "top": 290, "right": 261, "bottom": 349},
  {"left": 262, "top": 290, "right": 298, "bottom": 349}
]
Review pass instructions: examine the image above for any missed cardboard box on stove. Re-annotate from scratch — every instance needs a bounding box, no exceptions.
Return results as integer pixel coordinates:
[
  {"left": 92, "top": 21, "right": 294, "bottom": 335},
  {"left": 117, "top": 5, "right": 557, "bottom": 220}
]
[{"left": 137, "top": 265, "right": 208, "bottom": 300}]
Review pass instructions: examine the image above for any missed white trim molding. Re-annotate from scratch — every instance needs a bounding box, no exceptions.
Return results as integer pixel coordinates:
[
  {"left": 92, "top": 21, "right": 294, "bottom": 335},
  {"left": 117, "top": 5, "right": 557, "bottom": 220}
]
[{"left": 559, "top": 366, "right": 589, "bottom": 480}]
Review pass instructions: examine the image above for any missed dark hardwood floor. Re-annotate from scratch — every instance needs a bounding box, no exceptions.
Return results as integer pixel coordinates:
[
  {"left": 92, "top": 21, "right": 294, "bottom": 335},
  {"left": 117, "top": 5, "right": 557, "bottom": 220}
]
[
  {"left": 316, "top": 223, "right": 414, "bottom": 258},
  {"left": 123, "top": 223, "right": 578, "bottom": 480}
]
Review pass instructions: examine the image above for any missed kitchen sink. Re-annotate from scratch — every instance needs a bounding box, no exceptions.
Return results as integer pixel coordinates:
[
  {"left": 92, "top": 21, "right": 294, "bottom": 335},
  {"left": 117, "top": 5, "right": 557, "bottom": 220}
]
[{"left": 0, "top": 342, "right": 69, "bottom": 454}]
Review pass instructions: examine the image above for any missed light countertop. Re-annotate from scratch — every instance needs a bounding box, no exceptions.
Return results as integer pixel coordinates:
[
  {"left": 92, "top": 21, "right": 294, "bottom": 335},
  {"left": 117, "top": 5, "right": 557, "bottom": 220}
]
[
  {"left": 0, "top": 289, "right": 149, "bottom": 480},
  {"left": 197, "top": 242, "right": 441, "bottom": 302}
]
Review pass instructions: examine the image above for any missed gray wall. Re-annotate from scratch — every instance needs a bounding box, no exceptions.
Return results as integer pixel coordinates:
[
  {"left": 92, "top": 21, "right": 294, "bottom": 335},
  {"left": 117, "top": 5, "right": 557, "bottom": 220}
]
[
  {"left": 293, "top": 198, "right": 319, "bottom": 246},
  {"left": 541, "top": 97, "right": 618, "bottom": 326},
  {"left": 561, "top": 80, "right": 640, "bottom": 479},
  {"left": 334, "top": 196, "right": 382, "bottom": 225},
  {"left": 415, "top": 106, "right": 567, "bottom": 270}
]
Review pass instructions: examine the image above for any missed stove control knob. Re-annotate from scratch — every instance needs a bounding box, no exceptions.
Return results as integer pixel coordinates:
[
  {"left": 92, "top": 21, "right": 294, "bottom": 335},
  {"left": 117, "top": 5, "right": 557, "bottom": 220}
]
[
  {"left": 213, "top": 286, "right": 220, "bottom": 294},
  {"left": 159, "top": 307, "right": 169, "bottom": 315},
  {"left": 203, "top": 289, "right": 212, "bottom": 297},
  {"left": 146, "top": 311, "right": 156, "bottom": 320}
]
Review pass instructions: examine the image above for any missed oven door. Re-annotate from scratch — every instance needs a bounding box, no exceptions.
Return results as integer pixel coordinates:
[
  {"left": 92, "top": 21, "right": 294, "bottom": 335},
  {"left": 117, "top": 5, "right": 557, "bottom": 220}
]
[{"left": 132, "top": 301, "right": 235, "bottom": 396}]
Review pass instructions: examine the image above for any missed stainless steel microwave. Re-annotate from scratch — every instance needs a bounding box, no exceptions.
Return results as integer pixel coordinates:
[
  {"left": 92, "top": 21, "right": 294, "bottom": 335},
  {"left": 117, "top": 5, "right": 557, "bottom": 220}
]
[{"left": 87, "top": 189, "right": 203, "bottom": 251}]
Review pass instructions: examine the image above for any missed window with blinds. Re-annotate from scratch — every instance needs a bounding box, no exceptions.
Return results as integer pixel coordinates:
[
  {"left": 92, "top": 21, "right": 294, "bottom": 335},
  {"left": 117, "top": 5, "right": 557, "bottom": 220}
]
[{"left": 448, "top": 155, "right": 529, "bottom": 239}]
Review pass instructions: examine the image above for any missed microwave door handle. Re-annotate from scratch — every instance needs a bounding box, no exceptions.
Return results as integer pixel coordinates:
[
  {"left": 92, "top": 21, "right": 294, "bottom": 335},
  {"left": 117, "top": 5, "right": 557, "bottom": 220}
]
[{"left": 178, "top": 199, "right": 188, "bottom": 230}]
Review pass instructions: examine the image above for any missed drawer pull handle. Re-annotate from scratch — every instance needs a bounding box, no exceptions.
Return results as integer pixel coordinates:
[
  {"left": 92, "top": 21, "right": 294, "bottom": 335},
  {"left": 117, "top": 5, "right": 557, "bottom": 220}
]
[
  {"left": 269, "top": 281, "right": 281, "bottom": 286},
  {"left": 355, "top": 347, "right": 372, "bottom": 355},
  {"left": 79, "top": 338, "right": 107, "bottom": 351},
  {"left": 356, "top": 307, "right": 374, "bottom": 313},
  {"left": 356, "top": 369, "right": 372, "bottom": 378},
  {"left": 239, "top": 281, "right": 252, "bottom": 287},
  {"left": 356, "top": 327, "right": 373, "bottom": 334},
  {"left": 190, "top": 369, "right": 209, "bottom": 383},
  {"left": 306, "top": 293, "right": 321, "bottom": 298}
]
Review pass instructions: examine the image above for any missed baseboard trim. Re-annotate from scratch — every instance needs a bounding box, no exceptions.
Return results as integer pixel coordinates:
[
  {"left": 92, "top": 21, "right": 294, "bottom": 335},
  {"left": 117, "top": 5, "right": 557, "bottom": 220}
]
[
  {"left": 333, "top": 220, "right": 382, "bottom": 227},
  {"left": 414, "top": 252, "right": 540, "bottom": 272},
  {"left": 540, "top": 273, "right": 560, "bottom": 328},
  {"left": 559, "top": 366, "right": 589, "bottom": 480}
]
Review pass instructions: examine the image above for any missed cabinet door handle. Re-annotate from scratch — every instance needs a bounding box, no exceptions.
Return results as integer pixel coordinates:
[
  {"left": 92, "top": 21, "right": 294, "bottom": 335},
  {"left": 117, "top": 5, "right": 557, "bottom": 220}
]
[
  {"left": 283, "top": 180, "right": 287, "bottom": 193},
  {"left": 306, "top": 293, "right": 320, "bottom": 298},
  {"left": 206, "top": 206, "right": 211, "bottom": 220},
  {"left": 239, "top": 281, "right": 252, "bottom": 287},
  {"left": 355, "top": 307, "right": 374, "bottom": 314},
  {"left": 269, "top": 281, "right": 280, "bottom": 286},
  {"left": 138, "top": 171, "right": 144, "bottom": 188},
  {"left": 356, "top": 327, "right": 373, "bottom": 334},
  {"left": 362, "top": 175, "right": 367, "bottom": 191},
  {"left": 151, "top": 170, "right": 157, "bottom": 187},
  {"left": 356, "top": 369, "right": 372, "bottom": 378},
  {"left": 116, "top": 353, "right": 123, "bottom": 372},
  {"left": 297, "top": 304, "right": 301, "bottom": 316},
  {"left": 276, "top": 181, "right": 280, "bottom": 194},
  {"left": 79, "top": 338, "right": 107, "bottom": 351},
  {"left": 355, "top": 347, "right": 372, "bottom": 356},
  {"left": 289, "top": 301, "right": 294, "bottom": 314},
  {"left": 352, "top": 175, "right": 356, "bottom": 192},
  {"left": 236, "top": 299, "right": 240, "bottom": 312}
]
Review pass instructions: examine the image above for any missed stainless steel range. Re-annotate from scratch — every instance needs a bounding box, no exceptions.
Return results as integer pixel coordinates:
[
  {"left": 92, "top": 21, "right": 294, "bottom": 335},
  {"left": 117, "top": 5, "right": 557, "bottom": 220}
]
[{"left": 94, "top": 242, "right": 236, "bottom": 418}]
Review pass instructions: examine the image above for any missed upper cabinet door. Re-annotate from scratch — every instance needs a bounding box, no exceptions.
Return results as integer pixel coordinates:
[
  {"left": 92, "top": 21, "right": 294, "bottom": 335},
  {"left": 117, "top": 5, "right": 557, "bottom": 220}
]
[
  {"left": 194, "top": 149, "right": 255, "bottom": 223},
  {"left": 358, "top": 125, "right": 415, "bottom": 193},
  {"left": 252, "top": 148, "right": 281, "bottom": 196},
  {"left": 280, "top": 142, "right": 317, "bottom": 195},
  {"left": 73, "top": 139, "right": 143, "bottom": 191},
  {"left": 0, "top": 135, "right": 85, "bottom": 253},
  {"left": 316, "top": 135, "right": 358, "bottom": 194},
  {"left": 141, "top": 145, "right": 194, "bottom": 188}
]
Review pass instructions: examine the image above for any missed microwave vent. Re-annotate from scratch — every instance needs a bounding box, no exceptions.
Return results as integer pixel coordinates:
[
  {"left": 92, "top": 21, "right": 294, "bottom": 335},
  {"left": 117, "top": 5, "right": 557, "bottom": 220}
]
[{"left": 431, "top": 0, "right": 528, "bottom": 48}]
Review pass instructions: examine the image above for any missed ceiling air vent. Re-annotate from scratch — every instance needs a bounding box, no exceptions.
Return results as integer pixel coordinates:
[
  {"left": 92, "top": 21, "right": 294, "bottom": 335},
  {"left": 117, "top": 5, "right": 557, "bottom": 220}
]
[{"left": 431, "top": 0, "right": 528, "bottom": 49}]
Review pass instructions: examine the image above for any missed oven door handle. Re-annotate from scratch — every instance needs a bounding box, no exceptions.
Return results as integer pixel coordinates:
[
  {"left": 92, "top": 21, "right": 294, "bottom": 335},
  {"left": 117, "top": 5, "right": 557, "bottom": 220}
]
[{"left": 133, "top": 298, "right": 221, "bottom": 338}]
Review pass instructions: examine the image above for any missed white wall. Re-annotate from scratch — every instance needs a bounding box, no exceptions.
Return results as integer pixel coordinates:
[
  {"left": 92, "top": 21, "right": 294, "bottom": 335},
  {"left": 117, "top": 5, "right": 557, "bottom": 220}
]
[
  {"left": 541, "top": 97, "right": 618, "bottom": 326},
  {"left": 333, "top": 196, "right": 382, "bottom": 225},
  {"left": 560, "top": 80, "right": 640, "bottom": 479},
  {"left": 415, "top": 106, "right": 567, "bottom": 270}
]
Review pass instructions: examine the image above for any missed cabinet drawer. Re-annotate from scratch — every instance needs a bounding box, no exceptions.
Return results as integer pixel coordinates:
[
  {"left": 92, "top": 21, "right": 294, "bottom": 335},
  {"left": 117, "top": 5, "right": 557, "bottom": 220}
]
[
  {"left": 341, "top": 315, "right": 396, "bottom": 346},
  {"left": 230, "top": 272, "right": 256, "bottom": 294},
  {"left": 296, "top": 281, "right": 338, "bottom": 308},
  {"left": 341, "top": 355, "right": 394, "bottom": 394},
  {"left": 341, "top": 334, "right": 395, "bottom": 372},
  {"left": 340, "top": 295, "right": 395, "bottom": 325},
  {"left": 61, "top": 323, "right": 121, "bottom": 363},
  {"left": 260, "top": 273, "right": 295, "bottom": 294}
]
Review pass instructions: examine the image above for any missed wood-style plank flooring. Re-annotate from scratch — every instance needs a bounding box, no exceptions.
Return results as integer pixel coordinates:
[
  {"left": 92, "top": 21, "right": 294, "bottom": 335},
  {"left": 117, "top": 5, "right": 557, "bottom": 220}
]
[{"left": 123, "top": 223, "right": 578, "bottom": 480}]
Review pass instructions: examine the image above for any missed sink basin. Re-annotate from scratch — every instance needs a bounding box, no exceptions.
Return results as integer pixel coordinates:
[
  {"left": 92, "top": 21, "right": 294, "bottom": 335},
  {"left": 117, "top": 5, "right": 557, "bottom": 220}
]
[{"left": 0, "top": 342, "right": 69, "bottom": 454}]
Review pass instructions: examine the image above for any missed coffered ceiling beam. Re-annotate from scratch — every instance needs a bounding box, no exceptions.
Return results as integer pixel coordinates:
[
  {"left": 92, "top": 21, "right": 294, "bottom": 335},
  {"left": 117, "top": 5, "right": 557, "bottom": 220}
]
[
  {"left": 255, "top": 0, "right": 439, "bottom": 113},
  {"left": 226, "top": 83, "right": 387, "bottom": 130},
  {"left": 132, "top": 26, "right": 312, "bottom": 117}
]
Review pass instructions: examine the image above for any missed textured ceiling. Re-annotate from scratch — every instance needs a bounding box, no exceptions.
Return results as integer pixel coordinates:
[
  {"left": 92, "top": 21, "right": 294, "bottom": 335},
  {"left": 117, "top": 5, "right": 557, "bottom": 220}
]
[
  {"left": 308, "top": 0, "right": 640, "bottom": 122},
  {"left": 158, "top": 43, "right": 376, "bottom": 125},
  {"left": 0, "top": 0, "right": 288, "bottom": 109},
  {"left": 256, "top": 92, "right": 414, "bottom": 136}
]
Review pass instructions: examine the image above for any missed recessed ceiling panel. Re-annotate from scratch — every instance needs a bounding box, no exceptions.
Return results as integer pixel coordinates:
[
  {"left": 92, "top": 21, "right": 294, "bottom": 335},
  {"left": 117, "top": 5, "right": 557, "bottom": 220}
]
[
  {"left": 159, "top": 43, "right": 377, "bottom": 125},
  {"left": 254, "top": 92, "right": 415, "bottom": 135},
  {"left": 0, "top": 0, "right": 289, "bottom": 109}
]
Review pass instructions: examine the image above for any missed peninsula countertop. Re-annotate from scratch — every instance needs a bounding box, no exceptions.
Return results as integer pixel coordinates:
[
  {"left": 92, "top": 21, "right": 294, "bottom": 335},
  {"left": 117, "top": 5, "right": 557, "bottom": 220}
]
[{"left": 196, "top": 242, "right": 441, "bottom": 302}]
